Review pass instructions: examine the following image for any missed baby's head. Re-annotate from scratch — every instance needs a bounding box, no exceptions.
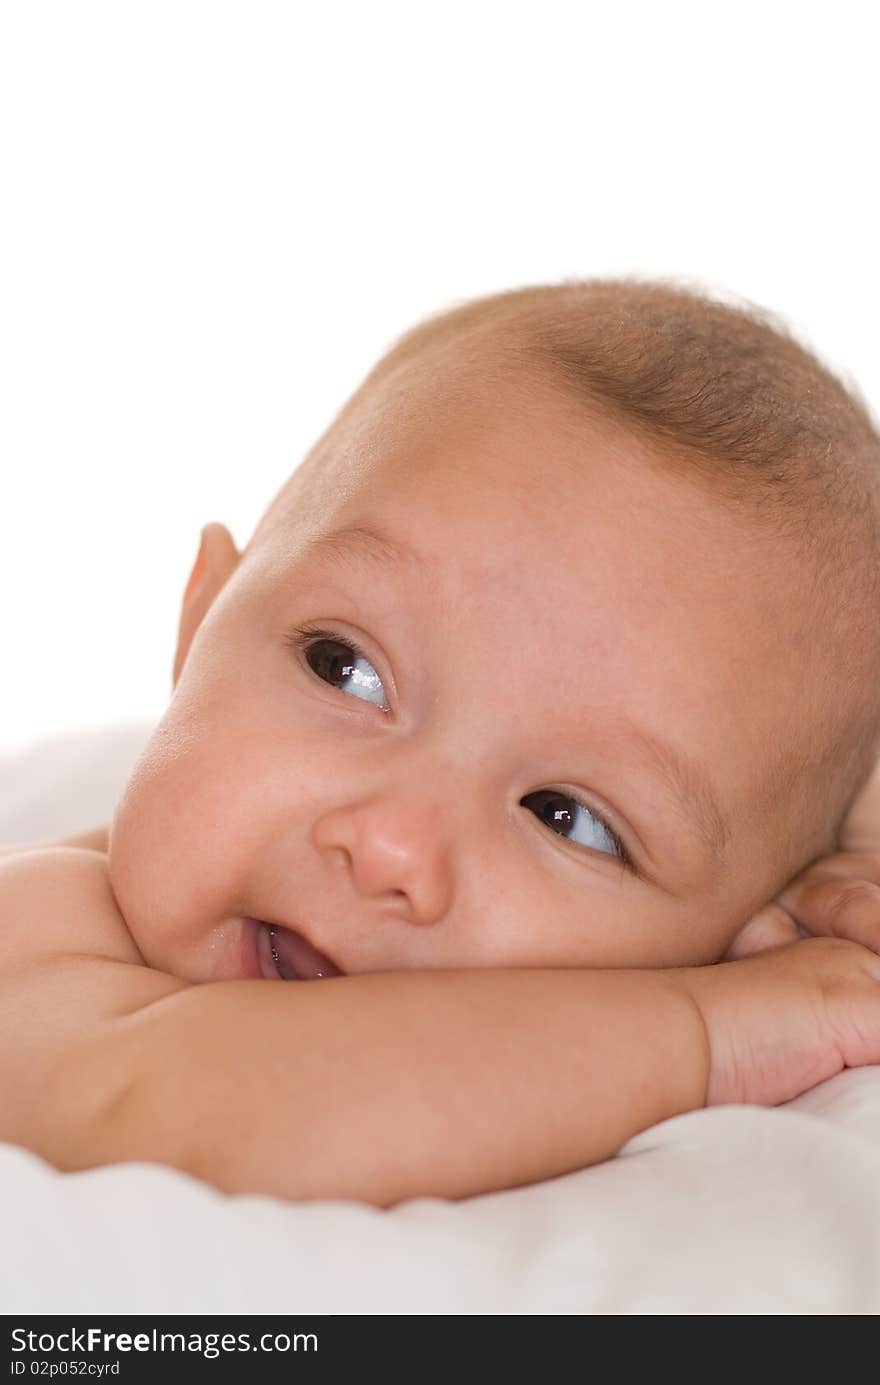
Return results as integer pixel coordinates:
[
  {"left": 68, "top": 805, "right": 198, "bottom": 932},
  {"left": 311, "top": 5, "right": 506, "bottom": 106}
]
[{"left": 109, "top": 279, "right": 880, "bottom": 983}]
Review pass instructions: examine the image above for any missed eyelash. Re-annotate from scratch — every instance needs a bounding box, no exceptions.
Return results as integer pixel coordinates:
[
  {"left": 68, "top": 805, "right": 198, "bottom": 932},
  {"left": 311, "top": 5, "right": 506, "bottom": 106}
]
[{"left": 283, "top": 622, "right": 636, "bottom": 874}]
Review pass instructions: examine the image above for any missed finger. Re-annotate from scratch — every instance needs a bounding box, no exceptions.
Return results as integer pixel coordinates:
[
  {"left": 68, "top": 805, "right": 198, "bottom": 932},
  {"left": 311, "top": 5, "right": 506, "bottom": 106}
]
[
  {"left": 723, "top": 905, "right": 802, "bottom": 960},
  {"left": 787, "top": 852, "right": 880, "bottom": 890},
  {"left": 776, "top": 876, "right": 880, "bottom": 954}
]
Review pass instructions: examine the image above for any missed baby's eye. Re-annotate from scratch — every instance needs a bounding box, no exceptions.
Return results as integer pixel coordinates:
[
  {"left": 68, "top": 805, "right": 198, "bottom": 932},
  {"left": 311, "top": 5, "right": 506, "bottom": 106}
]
[
  {"left": 522, "top": 789, "right": 630, "bottom": 867},
  {"left": 301, "top": 633, "right": 390, "bottom": 711}
]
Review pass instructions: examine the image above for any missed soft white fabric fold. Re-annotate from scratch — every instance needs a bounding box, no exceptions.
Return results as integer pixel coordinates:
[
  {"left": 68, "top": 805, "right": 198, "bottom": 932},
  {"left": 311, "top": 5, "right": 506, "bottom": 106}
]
[{"left": 2, "top": 1070, "right": 879, "bottom": 1314}]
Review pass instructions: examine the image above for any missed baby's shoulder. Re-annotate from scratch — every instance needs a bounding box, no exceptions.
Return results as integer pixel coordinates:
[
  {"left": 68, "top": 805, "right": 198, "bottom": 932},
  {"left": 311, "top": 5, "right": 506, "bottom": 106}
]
[
  {"left": 0, "top": 846, "right": 141, "bottom": 973},
  {"left": 0, "top": 848, "right": 187, "bottom": 1157}
]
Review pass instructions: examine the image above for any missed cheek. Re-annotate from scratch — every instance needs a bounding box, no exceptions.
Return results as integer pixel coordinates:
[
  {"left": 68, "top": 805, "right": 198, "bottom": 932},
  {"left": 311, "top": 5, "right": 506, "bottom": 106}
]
[
  {"left": 107, "top": 688, "right": 327, "bottom": 964},
  {"left": 465, "top": 857, "right": 730, "bottom": 971},
  {"left": 452, "top": 858, "right": 651, "bottom": 969},
  {"left": 108, "top": 715, "right": 253, "bottom": 965}
]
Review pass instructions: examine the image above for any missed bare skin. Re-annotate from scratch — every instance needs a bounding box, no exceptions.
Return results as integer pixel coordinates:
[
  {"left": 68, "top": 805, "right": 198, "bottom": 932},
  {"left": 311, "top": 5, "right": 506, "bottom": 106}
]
[
  {"left": 1, "top": 838, "right": 878, "bottom": 1205},
  {"left": 2, "top": 366, "right": 880, "bottom": 1205}
]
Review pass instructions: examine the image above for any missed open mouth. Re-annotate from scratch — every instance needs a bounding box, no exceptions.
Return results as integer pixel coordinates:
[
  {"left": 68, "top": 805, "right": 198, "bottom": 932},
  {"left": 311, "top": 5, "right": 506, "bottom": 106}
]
[{"left": 252, "top": 919, "right": 343, "bottom": 981}]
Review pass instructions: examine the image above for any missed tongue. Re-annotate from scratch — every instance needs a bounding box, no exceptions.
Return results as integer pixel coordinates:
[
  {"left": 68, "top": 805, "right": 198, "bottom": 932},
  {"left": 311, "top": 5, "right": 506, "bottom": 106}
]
[{"left": 269, "top": 925, "right": 341, "bottom": 980}]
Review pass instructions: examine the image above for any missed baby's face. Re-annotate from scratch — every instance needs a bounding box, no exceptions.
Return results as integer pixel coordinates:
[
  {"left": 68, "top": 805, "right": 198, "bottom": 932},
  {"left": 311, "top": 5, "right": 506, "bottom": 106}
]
[{"left": 109, "top": 370, "right": 825, "bottom": 983}]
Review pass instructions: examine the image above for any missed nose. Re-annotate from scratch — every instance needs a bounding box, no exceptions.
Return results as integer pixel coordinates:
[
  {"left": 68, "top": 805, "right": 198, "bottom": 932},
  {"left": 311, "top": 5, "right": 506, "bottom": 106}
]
[{"left": 311, "top": 794, "right": 455, "bottom": 926}]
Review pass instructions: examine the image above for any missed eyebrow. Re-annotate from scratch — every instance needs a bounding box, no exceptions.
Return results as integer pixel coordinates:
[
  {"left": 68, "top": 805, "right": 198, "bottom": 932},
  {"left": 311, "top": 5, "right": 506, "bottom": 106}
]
[
  {"left": 625, "top": 724, "right": 731, "bottom": 868},
  {"left": 302, "top": 523, "right": 731, "bottom": 869},
  {"left": 303, "top": 523, "right": 425, "bottom": 575}
]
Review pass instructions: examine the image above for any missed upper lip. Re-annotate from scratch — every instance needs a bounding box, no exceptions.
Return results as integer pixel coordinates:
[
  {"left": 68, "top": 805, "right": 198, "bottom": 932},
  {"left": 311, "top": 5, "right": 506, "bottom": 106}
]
[{"left": 256, "top": 918, "right": 344, "bottom": 980}]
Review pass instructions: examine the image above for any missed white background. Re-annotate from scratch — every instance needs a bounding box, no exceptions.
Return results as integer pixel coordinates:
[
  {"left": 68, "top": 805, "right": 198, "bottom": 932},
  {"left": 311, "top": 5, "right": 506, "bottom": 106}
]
[{"left": 1, "top": 0, "right": 878, "bottom": 756}]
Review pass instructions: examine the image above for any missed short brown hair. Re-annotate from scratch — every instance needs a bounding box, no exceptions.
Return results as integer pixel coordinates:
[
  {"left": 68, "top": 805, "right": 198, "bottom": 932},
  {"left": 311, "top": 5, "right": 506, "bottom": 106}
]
[{"left": 368, "top": 278, "right": 879, "bottom": 524}]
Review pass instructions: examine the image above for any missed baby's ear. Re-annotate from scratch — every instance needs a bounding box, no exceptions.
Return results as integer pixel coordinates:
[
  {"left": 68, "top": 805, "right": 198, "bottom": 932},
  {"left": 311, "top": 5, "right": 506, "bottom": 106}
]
[{"left": 172, "top": 523, "right": 242, "bottom": 687}]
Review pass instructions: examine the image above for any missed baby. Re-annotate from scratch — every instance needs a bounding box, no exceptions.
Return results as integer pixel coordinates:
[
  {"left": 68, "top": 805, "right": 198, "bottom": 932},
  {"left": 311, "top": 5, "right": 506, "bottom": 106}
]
[{"left": 3, "top": 277, "right": 880, "bottom": 1207}]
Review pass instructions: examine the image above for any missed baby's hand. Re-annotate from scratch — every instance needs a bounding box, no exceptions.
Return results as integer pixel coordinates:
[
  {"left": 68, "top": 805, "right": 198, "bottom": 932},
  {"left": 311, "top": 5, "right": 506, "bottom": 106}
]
[
  {"left": 776, "top": 851, "right": 880, "bottom": 954},
  {"left": 725, "top": 750, "right": 880, "bottom": 961},
  {"left": 679, "top": 937, "right": 880, "bottom": 1106},
  {"left": 725, "top": 851, "right": 880, "bottom": 960}
]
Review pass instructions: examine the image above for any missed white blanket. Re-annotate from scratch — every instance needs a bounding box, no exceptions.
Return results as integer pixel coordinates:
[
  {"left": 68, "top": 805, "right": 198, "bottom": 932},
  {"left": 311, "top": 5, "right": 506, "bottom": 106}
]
[{"left": 2, "top": 724, "right": 879, "bottom": 1314}]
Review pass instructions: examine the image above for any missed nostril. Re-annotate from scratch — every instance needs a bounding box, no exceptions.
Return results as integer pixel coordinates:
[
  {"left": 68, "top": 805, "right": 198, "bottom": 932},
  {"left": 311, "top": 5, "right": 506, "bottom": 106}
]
[{"left": 327, "top": 844, "right": 351, "bottom": 872}]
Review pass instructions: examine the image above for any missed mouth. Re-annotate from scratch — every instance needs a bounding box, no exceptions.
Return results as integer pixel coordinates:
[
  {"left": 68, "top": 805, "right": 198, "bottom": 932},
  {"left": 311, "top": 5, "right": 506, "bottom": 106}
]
[{"left": 243, "top": 917, "right": 343, "bottom": 981}]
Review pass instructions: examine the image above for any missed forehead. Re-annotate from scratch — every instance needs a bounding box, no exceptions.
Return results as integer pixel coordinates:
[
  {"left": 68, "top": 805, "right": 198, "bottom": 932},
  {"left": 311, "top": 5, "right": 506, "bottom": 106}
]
[
  {"left": 258, "top": 364, "right": 821, "bottom": 688},
  {"left": 285, "top": 365, "right": 764, "bottom": 597},
  {"left": 293, "top": 399, "right": 782, "bottom": 703}
]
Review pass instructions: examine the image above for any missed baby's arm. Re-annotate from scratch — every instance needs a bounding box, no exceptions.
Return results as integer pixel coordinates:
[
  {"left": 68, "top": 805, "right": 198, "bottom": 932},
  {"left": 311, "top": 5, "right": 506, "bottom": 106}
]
[
  {"left": 5, "top": 849, "right": 878, "bottom": 1208},
  {"left": 81, "top": 940, "right": 880, "bottom": 1206},
  {"left": 76, "top": 967, "right": 709, "bottom": 1206},
  {"left": 1, "top": 848, "right": 705, "bottom": 1204},
  {"left": 45, "top": 936, "right": 880, "bottom": 1208}
]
